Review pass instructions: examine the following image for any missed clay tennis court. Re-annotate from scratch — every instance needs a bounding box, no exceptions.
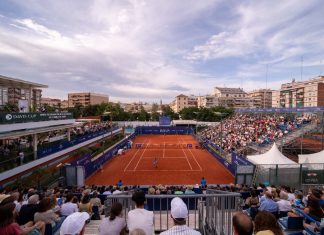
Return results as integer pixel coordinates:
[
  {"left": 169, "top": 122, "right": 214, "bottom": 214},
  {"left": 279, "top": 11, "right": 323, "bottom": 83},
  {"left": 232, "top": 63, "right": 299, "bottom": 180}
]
[{"left": 86, "top": 135, "right": 234, "bottom": 185}]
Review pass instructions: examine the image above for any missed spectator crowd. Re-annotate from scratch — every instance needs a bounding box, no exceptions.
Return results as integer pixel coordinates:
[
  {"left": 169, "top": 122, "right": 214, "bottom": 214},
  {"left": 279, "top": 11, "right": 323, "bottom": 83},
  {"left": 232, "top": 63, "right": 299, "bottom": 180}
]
[
  {"left": 199, "top": 114, "right": 312, "bottom": 154},
  {"left": 1, "top": 182, "right": 324, "bottom": 234},
  {"left": 0, "top": 122, "right": 114, "bottom": 168}
]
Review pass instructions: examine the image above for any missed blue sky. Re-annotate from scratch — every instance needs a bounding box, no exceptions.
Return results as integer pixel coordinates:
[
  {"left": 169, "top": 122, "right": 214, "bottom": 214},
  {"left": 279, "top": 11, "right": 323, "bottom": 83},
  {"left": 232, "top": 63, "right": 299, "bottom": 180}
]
[{"left": 0, "top": 0, "right": 323, "bottom": 103}]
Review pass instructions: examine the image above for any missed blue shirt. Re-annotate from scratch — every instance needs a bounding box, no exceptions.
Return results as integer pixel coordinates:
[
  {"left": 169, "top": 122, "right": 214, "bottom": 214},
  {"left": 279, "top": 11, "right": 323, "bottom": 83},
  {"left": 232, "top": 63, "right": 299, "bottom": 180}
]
[
  {"left": 259, "top": 198, "right": 278, "bottom": 213},
  {"left": 201, "top": 179, "right": 206, "bottom": 186},
  {"left": 117, "top": 181, "right": 123, "bottom": 187}
]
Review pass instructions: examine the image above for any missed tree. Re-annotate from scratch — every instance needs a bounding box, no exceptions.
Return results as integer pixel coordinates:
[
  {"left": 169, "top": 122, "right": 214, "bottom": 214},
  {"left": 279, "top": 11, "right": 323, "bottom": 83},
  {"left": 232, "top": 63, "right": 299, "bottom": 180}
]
[
  {"left": 179, "top": 107, "right": 200, "bottom": 120},
  {"left": 161, "top": 105, "right": 179, "bottom": 120},
  {"left": 68, "top": 104, "right": 84, "bottom": 118},
  {"left": 0, "top": 103, "right": 19, "bottom": 113},
  {"left": 150, "top": 103, "right": 160, "bottom": 121},
  {"left": 138, "top": 106, "right": 150, "bottom": 121}
]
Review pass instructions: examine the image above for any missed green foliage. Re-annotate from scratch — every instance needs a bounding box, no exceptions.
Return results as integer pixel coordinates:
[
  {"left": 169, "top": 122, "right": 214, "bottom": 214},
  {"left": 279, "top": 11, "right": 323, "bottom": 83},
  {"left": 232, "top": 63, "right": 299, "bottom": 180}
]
[
  {"left": 161, "top": 105, "right": 179, "bottom": 120},
  {"left": 0, "top": 103, "right": 19, "bottom": 113},
  {"left": 179, "top": 106, "right": 234, "bottom": 121},
  {"left": 65, "top": 102, "right": 233, "bottom": 122}
]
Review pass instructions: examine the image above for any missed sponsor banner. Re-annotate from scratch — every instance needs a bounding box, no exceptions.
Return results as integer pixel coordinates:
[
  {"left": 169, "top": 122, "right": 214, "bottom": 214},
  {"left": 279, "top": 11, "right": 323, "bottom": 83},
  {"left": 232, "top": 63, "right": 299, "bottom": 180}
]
[
  {"left": 135, "top": 126, "right": 194, "bottom": 135},
  {"left": 231, "top": 152, "right": 254, "bottom": 166},
  {"left": 0, "top": 112, "right": 74, "bottom": 124},
  {"left": 73, "top": 134, "right": 135, "bottom": 178},
  {"left": 38, "top": 127, "right": 120, "bottom": 158},
  {"left": 302, "top": 170, "right": 324, "bottom": 185},
  {"left": 236, "top": 106, "right": 324, "bottom": 113},
  {"left": 202, "top": 141, "right": 235, "bottom": 175},
  {"left": 159, "top": 116, "right": 171, "bottom": 126}
]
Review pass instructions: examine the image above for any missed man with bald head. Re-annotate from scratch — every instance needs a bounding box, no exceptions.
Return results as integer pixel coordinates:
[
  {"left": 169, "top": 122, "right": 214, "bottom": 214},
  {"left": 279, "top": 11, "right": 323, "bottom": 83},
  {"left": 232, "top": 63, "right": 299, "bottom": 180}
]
[
  {"left": 232, "top": 212, "right": 253, "bottom": 235},
  {"left": 259, "top": 191, "right": 278, "bottom": 214}
]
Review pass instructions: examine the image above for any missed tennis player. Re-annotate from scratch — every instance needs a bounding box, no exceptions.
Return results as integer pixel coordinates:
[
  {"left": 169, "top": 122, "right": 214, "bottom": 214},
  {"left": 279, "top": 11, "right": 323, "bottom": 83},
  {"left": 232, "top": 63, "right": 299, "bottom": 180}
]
[{"left": 152, "top": 157, "right": 158, "bottom": 168}]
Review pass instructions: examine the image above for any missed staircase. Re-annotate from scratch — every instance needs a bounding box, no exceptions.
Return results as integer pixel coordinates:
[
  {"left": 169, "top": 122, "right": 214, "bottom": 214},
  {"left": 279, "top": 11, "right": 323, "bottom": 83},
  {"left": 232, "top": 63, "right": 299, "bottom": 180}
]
[{"left": 248, "top": 123, "right": 318, "bottom": 154}]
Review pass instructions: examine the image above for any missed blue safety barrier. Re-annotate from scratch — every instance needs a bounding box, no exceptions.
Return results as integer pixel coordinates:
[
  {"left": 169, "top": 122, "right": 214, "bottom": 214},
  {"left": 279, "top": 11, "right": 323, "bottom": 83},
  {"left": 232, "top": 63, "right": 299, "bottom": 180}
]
[
  {"left": 135, "top": 126, "right": 194, "bottom": 135},
  {"left": 37, "top": 127, "right": 120, "bottom": 158}
]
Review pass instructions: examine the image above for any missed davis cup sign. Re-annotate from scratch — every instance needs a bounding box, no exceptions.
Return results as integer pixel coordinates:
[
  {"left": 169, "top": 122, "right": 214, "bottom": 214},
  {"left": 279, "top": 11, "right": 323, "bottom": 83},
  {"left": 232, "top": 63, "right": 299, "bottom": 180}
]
[{"left": 0, "top": 112, "right": 73, "bottom": 124}]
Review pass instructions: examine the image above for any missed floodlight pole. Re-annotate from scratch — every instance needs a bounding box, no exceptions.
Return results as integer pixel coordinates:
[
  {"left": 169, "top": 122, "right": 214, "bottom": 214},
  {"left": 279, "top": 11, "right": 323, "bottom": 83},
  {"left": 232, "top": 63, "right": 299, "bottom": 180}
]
[
  {"left": 321, "top": 111, "right": 324, "bottom": 150},
  {"left": 214, "top": 112, "right": 226, "bottom": 154}
]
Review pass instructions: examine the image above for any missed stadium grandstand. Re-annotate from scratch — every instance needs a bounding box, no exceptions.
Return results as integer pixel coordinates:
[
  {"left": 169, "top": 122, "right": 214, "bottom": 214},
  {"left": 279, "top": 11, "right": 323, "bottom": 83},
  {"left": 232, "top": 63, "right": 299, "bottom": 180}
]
[{"left": 1, "top": 104, "right": 324, "bottom": 235}]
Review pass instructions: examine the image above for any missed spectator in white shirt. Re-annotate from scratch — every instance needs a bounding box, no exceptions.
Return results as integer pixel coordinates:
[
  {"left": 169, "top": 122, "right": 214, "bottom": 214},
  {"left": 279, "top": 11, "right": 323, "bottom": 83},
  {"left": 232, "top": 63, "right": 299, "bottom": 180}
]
[
  {"left": 99, "top": 202, "right": 126, "bottom": 235},
  {"left": 127, "top": 191, "right": 154, "bottom": 235},
  {"left": 160, "top": 197, "right": 201, "bottom": 235},
  {"left": 60, "top": 193, "right": 78, "bottom": 217},
  {"left": 277, "top": 191, "right": 292, "bottom": 214}
]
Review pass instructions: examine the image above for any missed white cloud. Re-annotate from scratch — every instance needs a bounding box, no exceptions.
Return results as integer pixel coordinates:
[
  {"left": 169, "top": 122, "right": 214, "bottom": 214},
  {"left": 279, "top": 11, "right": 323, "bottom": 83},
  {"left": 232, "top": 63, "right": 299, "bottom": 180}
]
[{"left": 0, "top": 0, "right": 323, "bottom": 102}]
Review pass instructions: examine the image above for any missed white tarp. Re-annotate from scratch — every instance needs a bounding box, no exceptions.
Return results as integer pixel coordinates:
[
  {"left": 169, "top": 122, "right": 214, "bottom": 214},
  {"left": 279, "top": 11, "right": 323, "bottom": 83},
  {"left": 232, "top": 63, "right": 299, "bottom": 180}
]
[
  {"left": 247, "top": 143, "right": 298, "bottom": 165},
  {"left": 298, "top": 150, "right": 324, "bottom": 164}
]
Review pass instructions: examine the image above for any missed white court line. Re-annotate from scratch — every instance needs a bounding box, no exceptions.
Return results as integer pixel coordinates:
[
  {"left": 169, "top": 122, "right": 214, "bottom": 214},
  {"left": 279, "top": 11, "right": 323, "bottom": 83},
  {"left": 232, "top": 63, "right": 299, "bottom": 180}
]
[
  {"left": 178, "top": 136, "right": 193, "bottom": 170},
  {"left": 162, "top": 141, "right": 165, "bottom": 158},
  {"left": 142, "top": 157, "right": 186, "bottom": 159},
  {"left": 125, "top": 169, "right": 202, "bottom": 172},
  {"left": 133, "top": 140, "right": 150, "bottom": 171},
  {"left": 180, "top": 135, "right": 202, "bottom": 171},
  {"left": 123, "top": 139, "right": 148, "bottom": 172}
]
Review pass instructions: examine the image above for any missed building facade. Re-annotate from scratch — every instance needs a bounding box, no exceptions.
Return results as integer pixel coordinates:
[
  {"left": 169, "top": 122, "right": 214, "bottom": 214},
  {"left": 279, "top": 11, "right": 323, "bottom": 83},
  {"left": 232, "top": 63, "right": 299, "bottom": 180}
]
[
  {"left": 68, "top": 92, "right": 109, "bottom": 107},
  {"left": 279, "top": 76, "right": 324, "bottom": 108},
  {"left": 0, "top": 75, "right": 47, "bottom": 111},
  {"left": 248, "top": 89, "right": 272, "bottom": 108},
  {"left": 170, "top": 94, "right": 197, "bottom": 113},
  {"left": 197, "top": 95, "right": 219, "bottom": 108},
  {"left": 213, "top": 87, "right": 252, "bottom": 108},
  {"left": 271, "top": 90, "right": 280, "bottom": 108},
  {"left": 41, "top": 97, "right": 64, "bottom": 108}
]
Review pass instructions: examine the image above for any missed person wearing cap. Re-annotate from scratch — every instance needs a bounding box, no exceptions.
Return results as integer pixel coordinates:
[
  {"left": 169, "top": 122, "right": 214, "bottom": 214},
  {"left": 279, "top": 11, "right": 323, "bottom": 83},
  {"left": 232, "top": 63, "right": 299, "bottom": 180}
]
[
  {"left": 60, "top": 212, "right": 89, "bottom": 235},
  {"left": 127, "top": 191, "right": 154, "bottom": 235},
  {"left": 160, "top": 197, "right": 201, "bottom": 235}
]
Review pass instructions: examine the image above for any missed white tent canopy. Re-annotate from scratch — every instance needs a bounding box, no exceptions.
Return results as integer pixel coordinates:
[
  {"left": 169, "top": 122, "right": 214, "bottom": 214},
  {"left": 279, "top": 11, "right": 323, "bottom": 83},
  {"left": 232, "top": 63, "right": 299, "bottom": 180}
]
[
  {"left": 247, "top": 143, "right": 298, "bottom": 165},
  {"left": 298, "top": 150, "right": 324, "bottom": 164}
]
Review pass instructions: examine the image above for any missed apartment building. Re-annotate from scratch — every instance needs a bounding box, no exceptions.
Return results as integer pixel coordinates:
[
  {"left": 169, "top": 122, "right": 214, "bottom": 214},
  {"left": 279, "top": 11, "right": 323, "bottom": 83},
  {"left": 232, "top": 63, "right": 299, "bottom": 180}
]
[
  {"left": 68, "top": 92, "right": 109, "bottom": 107},
  {"left": 170, "top": 94, "right": 197, "bottom": 113},
  {"left": 41, "top": 97, "right": 62, "bottom": 107},
  {"left": 41, "top": 97, "right": 70, "bottom": 109},
  {"left": 61, "top": 100, "right": 68, "bottom": 109},
  {"left": 123, "top": 102, "right": 153, "bottom": 113},
  {"left": 213, "top": 87, "right": 252, "bottom": 108},
  {"left": 248, "top": 89, "right": 272, "bottom": 108},
  {"left": 197, "top": 95, "right": 219, "bottom": 108},
  {"left": 0, "top": 75, "right": 47, "bottom": 111},
  {"left": 271, "top": 90, "right": 280, "bottom": 108},
  {"left": 278, "top": 76, "right": 324, "bottom": 108}
]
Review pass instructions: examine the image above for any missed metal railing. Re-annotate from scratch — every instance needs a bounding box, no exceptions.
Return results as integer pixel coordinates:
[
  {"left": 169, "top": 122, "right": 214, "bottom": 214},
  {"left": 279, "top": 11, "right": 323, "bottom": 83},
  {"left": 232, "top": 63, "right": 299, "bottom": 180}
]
[{"left": 104, "top": 191, "right": 241, "bottom": 235}]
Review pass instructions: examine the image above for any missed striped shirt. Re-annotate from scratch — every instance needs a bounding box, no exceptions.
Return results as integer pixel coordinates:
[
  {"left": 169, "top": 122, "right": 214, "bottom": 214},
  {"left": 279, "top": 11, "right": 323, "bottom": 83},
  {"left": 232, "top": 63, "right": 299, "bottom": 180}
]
[{"left": 160, "top": 225, "right": 201, "bottom": 235}]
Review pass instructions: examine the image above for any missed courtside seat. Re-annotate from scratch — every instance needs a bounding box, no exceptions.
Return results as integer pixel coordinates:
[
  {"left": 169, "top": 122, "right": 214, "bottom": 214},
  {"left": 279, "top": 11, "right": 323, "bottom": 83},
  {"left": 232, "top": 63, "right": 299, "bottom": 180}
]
[{"left": 278, "top": 217, "right": 304, "bottom": 231}]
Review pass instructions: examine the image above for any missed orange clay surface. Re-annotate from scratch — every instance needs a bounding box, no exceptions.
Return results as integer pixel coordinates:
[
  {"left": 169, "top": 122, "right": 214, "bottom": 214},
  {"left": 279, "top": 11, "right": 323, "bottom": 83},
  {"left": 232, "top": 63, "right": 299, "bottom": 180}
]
[{"left": 86, "top": 135, "right": 234, "bottom": 185}]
